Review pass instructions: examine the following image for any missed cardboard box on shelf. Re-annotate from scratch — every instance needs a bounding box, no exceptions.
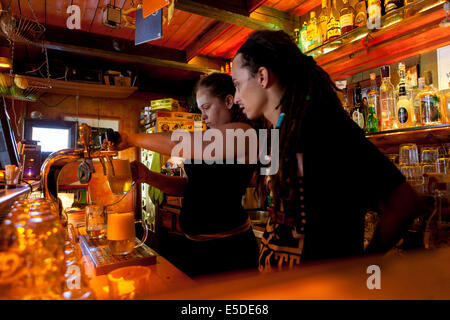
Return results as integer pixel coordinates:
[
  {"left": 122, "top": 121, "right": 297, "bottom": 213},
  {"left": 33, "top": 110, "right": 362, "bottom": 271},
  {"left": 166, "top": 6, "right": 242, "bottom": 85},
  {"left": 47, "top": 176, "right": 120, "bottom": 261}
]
[{"left": 150, "top": 98, "right": 181, "bottom": 111}]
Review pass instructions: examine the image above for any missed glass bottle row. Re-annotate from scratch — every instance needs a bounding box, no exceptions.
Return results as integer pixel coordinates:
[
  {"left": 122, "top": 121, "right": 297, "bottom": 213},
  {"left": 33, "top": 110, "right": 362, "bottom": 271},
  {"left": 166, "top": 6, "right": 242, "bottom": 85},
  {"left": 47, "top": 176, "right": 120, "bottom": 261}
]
[
  {"left": 295, "top": 0, "right": 420, "bottom": 53},
  {"left": 346, "top": 64, "right": 450, "bottom": 133}
]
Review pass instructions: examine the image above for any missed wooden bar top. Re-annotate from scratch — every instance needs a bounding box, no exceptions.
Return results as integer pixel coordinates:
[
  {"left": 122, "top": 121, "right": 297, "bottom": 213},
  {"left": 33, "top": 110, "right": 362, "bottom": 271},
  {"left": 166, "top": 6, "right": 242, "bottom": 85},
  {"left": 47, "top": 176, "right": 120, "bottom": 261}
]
[{"left": 67, "top": 210, "right": 194, "bottom": 300}]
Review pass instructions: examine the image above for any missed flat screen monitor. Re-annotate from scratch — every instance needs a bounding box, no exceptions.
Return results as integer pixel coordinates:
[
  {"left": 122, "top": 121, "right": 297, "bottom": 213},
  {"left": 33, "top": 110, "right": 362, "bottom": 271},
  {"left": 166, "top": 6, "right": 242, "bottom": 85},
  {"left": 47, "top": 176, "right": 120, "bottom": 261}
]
[
  {"left": 0, "top": 105, "right": 20, "bottom": 169},
  {"left": 24, "top": 119, "right": 78, "bottom": 163}
]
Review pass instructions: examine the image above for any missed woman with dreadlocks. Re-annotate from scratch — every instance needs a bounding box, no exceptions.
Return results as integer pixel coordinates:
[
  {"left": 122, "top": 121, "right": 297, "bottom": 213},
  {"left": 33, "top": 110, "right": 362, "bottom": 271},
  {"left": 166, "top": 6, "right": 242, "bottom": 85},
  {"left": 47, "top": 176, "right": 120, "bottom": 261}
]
[{"left": 232, "top": 30, "right": 423, "bottom": 271}]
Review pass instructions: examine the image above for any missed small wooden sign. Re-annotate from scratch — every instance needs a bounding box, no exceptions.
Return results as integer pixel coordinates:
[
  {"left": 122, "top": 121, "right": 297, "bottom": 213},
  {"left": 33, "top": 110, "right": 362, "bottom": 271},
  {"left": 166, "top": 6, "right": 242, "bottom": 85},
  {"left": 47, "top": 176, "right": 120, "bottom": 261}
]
[{"left": 79, "top": 235, "right": 157, "bottom": 276}]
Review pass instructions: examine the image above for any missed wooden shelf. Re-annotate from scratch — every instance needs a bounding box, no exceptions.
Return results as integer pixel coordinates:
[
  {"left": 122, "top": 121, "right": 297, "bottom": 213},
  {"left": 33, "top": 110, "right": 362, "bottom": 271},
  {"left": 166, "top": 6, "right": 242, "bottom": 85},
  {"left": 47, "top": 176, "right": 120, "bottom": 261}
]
[
  {"left": 308, "top": 0, "right": 449, "bottom": 80},
  {"left": 20, "top": 75, "right": 138, "bottom": 99},
  {"left": 367, "top": 124, "right": 450, "bottom": 153}
]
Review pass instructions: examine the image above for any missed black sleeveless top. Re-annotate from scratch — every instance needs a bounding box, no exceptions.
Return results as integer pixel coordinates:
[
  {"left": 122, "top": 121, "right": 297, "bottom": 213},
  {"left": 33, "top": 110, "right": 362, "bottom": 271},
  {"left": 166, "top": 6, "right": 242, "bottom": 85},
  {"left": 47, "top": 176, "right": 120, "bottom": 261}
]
[{"left": 180, "top": 162, "right": 256, "bottom": 236}]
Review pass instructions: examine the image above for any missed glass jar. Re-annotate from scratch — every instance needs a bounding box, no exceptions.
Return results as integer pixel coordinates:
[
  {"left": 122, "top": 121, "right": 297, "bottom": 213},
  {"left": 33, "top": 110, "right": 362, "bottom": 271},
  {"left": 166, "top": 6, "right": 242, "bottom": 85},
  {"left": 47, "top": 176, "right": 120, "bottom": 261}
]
[
  {"left": 24, "top": 205, "right": 66, "bottom": 300},
  {"left": 0, "top": 200, "right": 32, "bottom": 299}
]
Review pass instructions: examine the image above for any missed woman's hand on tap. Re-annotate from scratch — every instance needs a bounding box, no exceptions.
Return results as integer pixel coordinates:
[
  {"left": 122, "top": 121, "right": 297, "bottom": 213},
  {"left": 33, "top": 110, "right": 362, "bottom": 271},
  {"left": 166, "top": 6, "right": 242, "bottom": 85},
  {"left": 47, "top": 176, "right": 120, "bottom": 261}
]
[{"left": 115, "top": 132, "right": 133, "bottom": 150}]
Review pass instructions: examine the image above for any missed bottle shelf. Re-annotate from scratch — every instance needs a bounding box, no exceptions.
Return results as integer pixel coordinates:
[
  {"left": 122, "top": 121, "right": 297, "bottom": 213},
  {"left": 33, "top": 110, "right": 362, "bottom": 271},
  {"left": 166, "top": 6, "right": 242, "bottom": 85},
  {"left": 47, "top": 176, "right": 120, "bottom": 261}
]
[
  {"left": 366, "top": 124, "right": 450, "bottom": 153},
  {"left": 306, "top": 0, "right": 449, "bottom": 80}
]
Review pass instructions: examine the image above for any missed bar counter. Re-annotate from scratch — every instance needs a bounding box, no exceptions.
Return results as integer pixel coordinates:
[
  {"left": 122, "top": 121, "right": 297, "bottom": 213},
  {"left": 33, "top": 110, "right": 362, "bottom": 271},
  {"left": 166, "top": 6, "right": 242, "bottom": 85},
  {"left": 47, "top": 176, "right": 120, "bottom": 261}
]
[
  {"left": 150, "top": 246, "right": 450, "bottom": 300},
  {"left": 67, "top": 210, "right": 194, "bottom": 299},
  {"left": 70, "top": 205, "right": 450, "bottom": 300}
]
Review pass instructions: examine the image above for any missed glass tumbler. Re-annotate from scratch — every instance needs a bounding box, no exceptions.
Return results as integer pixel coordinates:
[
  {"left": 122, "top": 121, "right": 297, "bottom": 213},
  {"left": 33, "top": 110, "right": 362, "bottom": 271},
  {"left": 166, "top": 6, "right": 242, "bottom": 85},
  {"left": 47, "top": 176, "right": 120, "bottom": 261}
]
[
  {"left": 421, "top": 147, "right": 439, "bottom": 175},
  {"left": 399, "top": 143, "right": 419, "bottom": 166},
  {"left": 85, "top": 204, "right": 106, "bottom": 240}
]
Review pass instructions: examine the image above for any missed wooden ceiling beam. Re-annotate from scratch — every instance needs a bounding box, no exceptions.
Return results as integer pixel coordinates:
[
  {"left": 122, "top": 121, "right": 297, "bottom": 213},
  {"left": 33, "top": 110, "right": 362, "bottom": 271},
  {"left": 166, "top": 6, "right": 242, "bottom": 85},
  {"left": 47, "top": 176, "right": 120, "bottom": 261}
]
[
  {"left": 29, "top": 40, "right": 219, "bottom": 74},
  {"left": 43, "top": 25, "right": 186, "bottom": 63},
  {"left": 251, "top": 5, "right": 300, "bottom": 32},
  {"left": 174, "top": 0, "right": 281, "bottom": 31},
  {"left": 23, "top": 25, "right": 222, "bottom": 74}
]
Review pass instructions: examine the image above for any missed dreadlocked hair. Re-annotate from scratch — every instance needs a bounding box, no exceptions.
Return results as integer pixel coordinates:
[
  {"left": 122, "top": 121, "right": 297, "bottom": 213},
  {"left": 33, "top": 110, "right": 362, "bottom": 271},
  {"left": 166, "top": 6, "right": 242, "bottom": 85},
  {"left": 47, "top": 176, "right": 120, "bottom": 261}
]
[{"left": 237, "top": 30, "right": 344, "bottom": 213}]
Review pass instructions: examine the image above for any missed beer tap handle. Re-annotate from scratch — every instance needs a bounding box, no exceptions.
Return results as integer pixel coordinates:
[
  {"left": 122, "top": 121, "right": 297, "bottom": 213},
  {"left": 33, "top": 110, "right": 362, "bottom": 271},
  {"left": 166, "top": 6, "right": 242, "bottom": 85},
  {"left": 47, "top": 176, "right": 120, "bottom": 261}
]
[
  {"left": 98, "top": 157, "right": 107, "bottom": 176},
  {"left": 106, "top": 155, "right": 115, "bottom": 177}
]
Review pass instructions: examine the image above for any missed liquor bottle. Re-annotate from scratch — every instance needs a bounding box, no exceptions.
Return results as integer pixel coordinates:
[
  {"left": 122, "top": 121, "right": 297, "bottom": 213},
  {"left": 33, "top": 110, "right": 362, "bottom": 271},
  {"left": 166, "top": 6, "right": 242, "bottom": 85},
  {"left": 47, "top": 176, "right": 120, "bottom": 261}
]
[
  {"left": 300, "top": 21, "right": 309, "bottom": 53},
  {"left": 319, "top": 0, "right": 329, "bottom": 45},
  {"left": 294, "top": 28, "right": 301, "bottom": 50},
  {"left": 418, "top": 71, "right": 443, "bottom": 126},
  {"left": 354, "top": 0, "right": 367, "bottom": 27},
  {"left": 367, "top": 0, "right": 382, "bottom": 30},
  {"left": 339, "top": 0, "right": 355, "bottom": 35},
  {"left": 384, "top": 0, "right": 404, "bottom": 13},
  {"left": 380, "top": 65, "right": 397, "bottom": 130},
  {"left": 327, "top": 0, "right": 341, "bottom": 41},
  {"left": 367, "top": 73, "right": 380, "bottom": 132},
  {"left": 340, "top": 87, "right": 351, "bottom": 116},
  {"left": 444, "top": 89, "right": 450, "bottom": 124},
  {"left": 351, "top": 83, "right": 365, "bottom": 130},
  {"left": 412, "top": 77, "right": 425, "bottom": 126},
  {"left": 307, "top": 11, "right": 320, "bottom": 50},
  {"left": 396, "top": 63, "right": 414, "bottom": 129}
]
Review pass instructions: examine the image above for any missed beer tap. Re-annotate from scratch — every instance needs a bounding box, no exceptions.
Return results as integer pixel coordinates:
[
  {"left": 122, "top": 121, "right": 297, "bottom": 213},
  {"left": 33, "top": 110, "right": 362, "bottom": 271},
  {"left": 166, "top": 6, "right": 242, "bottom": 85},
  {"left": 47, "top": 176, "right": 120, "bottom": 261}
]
[{"left": 41, "top": 123, "right": 120, "bottom": 215}]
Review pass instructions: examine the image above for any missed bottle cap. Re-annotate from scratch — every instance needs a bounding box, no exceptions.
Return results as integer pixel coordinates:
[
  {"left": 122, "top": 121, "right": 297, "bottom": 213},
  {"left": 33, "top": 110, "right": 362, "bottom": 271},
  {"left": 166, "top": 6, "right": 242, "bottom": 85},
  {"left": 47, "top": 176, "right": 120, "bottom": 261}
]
[{"left": 381, "top": 65, "right": 390, "bottom": 78}]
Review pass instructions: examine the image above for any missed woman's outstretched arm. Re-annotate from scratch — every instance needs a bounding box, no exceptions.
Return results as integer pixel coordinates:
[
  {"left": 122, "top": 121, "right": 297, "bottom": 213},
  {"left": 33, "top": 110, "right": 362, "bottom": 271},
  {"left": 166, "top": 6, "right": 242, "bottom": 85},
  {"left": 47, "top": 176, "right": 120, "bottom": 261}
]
[
  {"left": 117, "top": 122, "right": 256, "bottom": 162},
  {"left": 131, "top": 161, "right": 187, "bottom": 197}
]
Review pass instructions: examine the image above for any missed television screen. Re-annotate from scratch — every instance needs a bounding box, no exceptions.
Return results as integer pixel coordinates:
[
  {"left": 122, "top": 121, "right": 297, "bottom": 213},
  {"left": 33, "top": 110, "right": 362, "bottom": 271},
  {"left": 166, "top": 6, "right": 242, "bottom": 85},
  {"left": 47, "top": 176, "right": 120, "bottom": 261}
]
[
  {"left": 0, "top": 105, "right": 20, "bottom": 170},
  {"left": 24, "top": 118, "right": 78, "bottom": 163}
]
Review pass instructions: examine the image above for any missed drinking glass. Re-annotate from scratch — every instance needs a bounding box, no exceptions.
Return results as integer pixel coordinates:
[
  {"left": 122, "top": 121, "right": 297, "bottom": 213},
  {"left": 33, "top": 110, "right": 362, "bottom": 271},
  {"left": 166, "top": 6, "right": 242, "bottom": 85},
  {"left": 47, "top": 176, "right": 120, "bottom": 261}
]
[
  {"left": 400, "top": 164, "right": 424, "bottom": 193},
  {"left": 107, "top": 211, "right": 148, "bottom": 256},
  {"left": 421, "top": 147, "right": 438, "bottom": 164},
  {"left": 437, "top": 157, "right": 450, "bottom": 174},
  {"left": 107, "top": 266, "right": 151, "bottom": 299},
  {"left": 107, "top": 159, "right": 133, "bottom": 196},
  {"left": 85, "top": 204, "right": 106, "bottom": 240},
  {"left": 399, "top": 143, "right": 419, "bottom": 165},
  {"left": 421, "top": 147, "right": 439, "bottom": 176}
]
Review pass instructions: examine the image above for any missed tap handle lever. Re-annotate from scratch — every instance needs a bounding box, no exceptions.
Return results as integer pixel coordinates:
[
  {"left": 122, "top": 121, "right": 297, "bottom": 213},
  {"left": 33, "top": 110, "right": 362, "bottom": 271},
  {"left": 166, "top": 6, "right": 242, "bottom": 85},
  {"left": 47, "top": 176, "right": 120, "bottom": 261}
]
[
  {"left": 98, "top": 157, "right": 107, "bottom": 176},
  {"left": 106, "top": 155, "right": 115, "bottom": 177}
]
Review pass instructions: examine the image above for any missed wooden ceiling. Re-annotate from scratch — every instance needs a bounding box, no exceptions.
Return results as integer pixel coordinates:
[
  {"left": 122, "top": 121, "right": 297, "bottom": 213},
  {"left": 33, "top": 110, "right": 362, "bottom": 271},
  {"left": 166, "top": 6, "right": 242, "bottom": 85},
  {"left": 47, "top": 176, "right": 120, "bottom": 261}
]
[{"left": 4, "top": 0, "right": 311, "bottom": 62}]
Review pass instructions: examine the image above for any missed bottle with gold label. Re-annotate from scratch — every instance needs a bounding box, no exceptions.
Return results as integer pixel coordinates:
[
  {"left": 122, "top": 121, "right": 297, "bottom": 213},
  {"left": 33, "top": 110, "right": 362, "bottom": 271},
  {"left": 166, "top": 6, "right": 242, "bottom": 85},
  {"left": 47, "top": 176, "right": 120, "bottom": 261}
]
[
  {"left": 327, "top": 0, "right": 341, "bottom": 41},
  {"left": 307, "top": 11, "right": 320, "bottom": 51},
  {"left": 339, "top": 0, "right": 355, "bottom": 35},
  {"left": 318, "top": 0, "right": 329, "bottom": 45},
  {"left": 367, "top": 0, "right": 382, "bottom": 30},
  {"left": 396, "top": 63, "right": 414, "bottom": 129},
  {"left": 354, "top": 0, "right": 367, "bottom": 27}
]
